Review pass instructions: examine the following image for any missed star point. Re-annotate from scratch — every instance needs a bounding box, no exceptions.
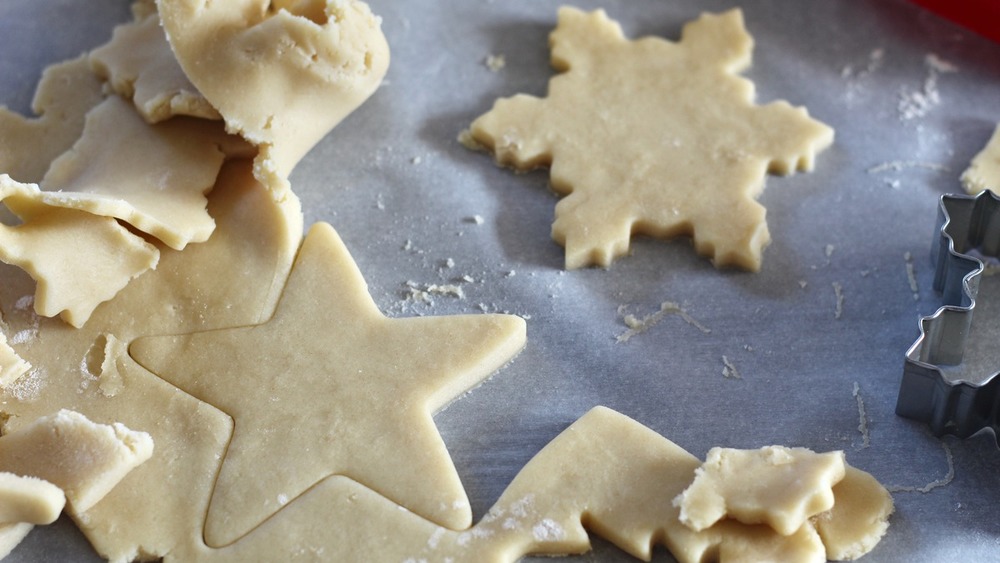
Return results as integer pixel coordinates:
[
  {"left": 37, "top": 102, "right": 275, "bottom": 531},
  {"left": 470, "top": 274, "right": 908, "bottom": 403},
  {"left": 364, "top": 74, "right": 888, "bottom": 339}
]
[{"left": 130, "top": 222, "right": 526, "bottom": 546}]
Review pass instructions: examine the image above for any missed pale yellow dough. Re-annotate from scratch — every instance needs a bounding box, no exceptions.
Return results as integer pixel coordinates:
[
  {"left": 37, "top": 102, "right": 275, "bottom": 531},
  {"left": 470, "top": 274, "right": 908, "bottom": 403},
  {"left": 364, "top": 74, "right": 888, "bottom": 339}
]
[
  {"left": 674, "top": 446, "right": 846, "bottom": 536},
  {"left": 0, "top": 410, "right": 152, "bottom": 559},
  {"left": 469, "top": 8, "right": 833, "bottom": 270},
  {"left": 6, "top": 96, "right": 229, "bottom": 250},
  {"left": 0, "top": 523, "right": 33, "bottom": 560},
  {"left": 0, "top": 473, "right": 65, "bottom": 526},
  {"left": 3, "top": 161, "right": 299, "bottom": 562},
  {"left": 0, "top": 331, "right": 30, "bottom": 390},
  {"left": 130, "top": 221, "right": 527, "bottom": 547},
  {"left": 166, "top": 407, "right": 834, "bottom": 562},
  {"left": 0, "top": 409, "right": 152, "bottom": 514},
  {"left": 90, "top": 5, "right": 221, "bottom": 123},
  {"left": 961, "top": 124, "right": 1000, "bottom": 194},
  {"left": 0, "top": 175, "right": 160, "bottom": 328},
  {"left": 813, "top": 466, "right": 894, "bottom": 561},
  {"left": 156, "top": 0, "right": 390, "bottom": 197},
  {"left": 0, "top": 56, "right": 105, "bottom": 184}
]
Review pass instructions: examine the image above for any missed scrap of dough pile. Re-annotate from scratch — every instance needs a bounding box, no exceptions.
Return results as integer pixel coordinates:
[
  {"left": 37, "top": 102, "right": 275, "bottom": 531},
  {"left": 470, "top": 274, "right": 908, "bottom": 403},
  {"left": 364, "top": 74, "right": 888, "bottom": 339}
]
[{"left": 0, "top": 1, "right": 892, "bottom": 561}]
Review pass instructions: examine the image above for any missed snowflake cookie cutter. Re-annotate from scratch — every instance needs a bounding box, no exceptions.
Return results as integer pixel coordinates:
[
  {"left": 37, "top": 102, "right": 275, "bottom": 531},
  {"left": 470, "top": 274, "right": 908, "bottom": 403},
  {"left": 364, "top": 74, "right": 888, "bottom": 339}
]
[{"left": 896, "top": 189, "right": 1000, "bottom": 443}]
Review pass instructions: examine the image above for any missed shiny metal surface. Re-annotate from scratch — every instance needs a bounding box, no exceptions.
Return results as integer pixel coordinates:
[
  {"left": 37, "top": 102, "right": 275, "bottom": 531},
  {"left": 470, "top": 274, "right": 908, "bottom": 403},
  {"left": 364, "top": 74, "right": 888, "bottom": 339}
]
[{"left": 4, "top": 1, "right": 1000, "bottom": 561}]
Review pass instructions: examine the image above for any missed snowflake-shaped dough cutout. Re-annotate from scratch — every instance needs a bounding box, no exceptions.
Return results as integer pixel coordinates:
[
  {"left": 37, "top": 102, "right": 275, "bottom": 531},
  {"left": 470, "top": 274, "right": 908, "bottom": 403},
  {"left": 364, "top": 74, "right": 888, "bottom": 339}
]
[{"left": 469, "top": 8, "right": 834, "bottom": 270}]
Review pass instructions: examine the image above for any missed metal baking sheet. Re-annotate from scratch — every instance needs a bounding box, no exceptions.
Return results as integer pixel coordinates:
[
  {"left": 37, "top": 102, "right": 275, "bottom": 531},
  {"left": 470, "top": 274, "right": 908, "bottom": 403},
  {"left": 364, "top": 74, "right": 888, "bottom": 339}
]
[{"left": 4, "top": 0, "right": 1000, "bottom": 561}]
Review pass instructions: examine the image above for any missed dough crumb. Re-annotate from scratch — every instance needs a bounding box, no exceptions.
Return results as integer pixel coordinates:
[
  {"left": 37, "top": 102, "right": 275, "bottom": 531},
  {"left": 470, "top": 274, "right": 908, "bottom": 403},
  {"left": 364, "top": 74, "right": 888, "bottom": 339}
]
[
  {"left": 897, "top": 53, "right": 957, "bottom": 121},
  {"left": 904, "top": 252, "right": 919, "bottom": 300},
  {"left": 721, "top": 355, "right": 741, "bottom": 379},
  {"left": 888, "top": 440, "right": 954, "bottom": 494},
  {"left": 866, "top": 161, "right": 949, "bottom": 174},
  {"left": 833, "top": 282, "right": 844, "bottom": 319},
  {"left": 0, "top": 330, "right": 31, "bottom": 389},
  {"left": 616, "top": 301, "right": 711, "bottom": 343},
  {"left": 484, "top": 54, "right": 506, "bottom": 72},
  {"left": 852, "top": 382, "right": 870, "bottom": 449}
]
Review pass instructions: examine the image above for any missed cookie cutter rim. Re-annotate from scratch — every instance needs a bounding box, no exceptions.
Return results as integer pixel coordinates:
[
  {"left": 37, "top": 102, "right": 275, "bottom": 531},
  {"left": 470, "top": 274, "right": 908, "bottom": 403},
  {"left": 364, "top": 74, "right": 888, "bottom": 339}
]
[{"left": 896, "top": 189, "right": 1000, "bottom": 443}]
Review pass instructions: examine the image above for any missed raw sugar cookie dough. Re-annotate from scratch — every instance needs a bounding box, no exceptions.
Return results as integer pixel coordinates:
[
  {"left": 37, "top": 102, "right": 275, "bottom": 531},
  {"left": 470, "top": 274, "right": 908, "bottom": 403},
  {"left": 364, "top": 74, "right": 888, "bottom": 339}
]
[
  {"left": 161, "top": 407, "right": 892, "bottom": 562},
  {"left": 468, "top": 8, "right": 833, "bottom": 270},
  {"left": 156, "top": 0, "right": 391, "bottom": 196},
  {"left": 962, "top": 124, "right": 1000, "bottom": 194},
  {"left": 0, "top": 410, "right": 153, "bottom": 557},
  {"left": 89, "top": 1, "right": 221, "bottom": 124},
  {"left": 0, "top": 57, "right": 105, "bottom": 184}
]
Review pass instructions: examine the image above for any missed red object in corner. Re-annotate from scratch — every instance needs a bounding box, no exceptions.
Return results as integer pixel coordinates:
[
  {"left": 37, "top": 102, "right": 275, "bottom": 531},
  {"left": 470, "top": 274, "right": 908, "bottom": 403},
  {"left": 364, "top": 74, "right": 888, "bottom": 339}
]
[{"left": 909, "top": 0, "right": 1000, "bottom": 43}]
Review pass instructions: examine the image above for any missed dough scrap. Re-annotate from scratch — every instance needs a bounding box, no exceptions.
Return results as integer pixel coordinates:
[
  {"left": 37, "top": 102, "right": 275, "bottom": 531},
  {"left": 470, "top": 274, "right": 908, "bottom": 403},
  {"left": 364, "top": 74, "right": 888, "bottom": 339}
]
[
  {"left": 813, "top": 466, "right": 894, "bottom": 561},
  {"left": 469, "top": 8, "right": 834, "bottom": 270},
  {"left": 0, "top": 409, "right": 153, "bottom": 514},
  {"left": 0, "top": 472, "right": 65, "bottom": 526},
  {"left": 89, "top": 4, "right": 220, "bottom": 124},
  {"left": 156, "top": 0, "right": 390, "bottom": 197},
  {"left": 0, "top": 56, "right": 105, "bottom": 184},
  {"left": 5, "top": 96, "right": 228, "bottom": 250},
  {"left": 0, "top": 523, "right": 33, "bottom": 560},
  {"left": 674, "top": 445, "right": 846, "bottom": 536},
  {"left": 961, "top": 124, "right": 1000, "bottom": 194},
  {"left": 2, "top": 161, "right": 299, "bottom": 562},
  {"left": 0, "top": 330, "right": 31, "bottom": 390},
  {"left": 169, "top": 406, "right": 831, "bottom": 562},
  {"left": 0, "top": 176, "right": 160, "bottom": 328},
  {"left": 130, "top": 221, "right": 527, "bottom": 547}
]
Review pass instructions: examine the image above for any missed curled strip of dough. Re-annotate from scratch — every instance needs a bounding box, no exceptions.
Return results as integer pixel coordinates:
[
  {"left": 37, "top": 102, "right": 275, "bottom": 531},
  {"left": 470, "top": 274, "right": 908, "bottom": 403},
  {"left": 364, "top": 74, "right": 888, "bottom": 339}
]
[{"left": 156, "top": 0, "right": 390, "bottom": 198}]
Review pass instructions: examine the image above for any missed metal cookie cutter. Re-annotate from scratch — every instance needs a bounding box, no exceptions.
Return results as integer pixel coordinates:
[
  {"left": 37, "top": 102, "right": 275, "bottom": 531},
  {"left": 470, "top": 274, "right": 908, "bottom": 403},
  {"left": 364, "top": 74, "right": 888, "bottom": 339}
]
[{"left": 896, "top": 189, "right": 1000, "bottom": 441}]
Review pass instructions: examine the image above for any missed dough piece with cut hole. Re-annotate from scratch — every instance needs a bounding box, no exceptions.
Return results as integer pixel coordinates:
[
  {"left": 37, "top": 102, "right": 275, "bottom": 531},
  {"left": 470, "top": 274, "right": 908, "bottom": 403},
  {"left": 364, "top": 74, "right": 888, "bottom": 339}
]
[
  {"left": 674, "top": 446, "right": 846, "bottom": 536},
  {"left": 0, "top": 473, "right": 65, "bottom": 526},
  {"left": 89, "top": 4, "right": 220, "bottom": 123},
  {"left": 0, "top": 409, "right": 153, "bottom": 513},
  {"left": 0, "top": 176, "right": 159, "bottom": 328},
  {"left": 962, "top": 124, "right": 1000, "bottom": 194},
  {"left": 1, "top": 161, "right": 299, "bottom": 562},
  {"left": 0, "top": 56, "right": 105, "bottom": 184},
  {"left": 130, "top": 221, "right": 527, "bottom": 547},
  {"left": 0, "top": 330, "right": 31, "bottom": 389},
  {"left": 4, "top": 96, "right": 228, "bottom": 250},
  {"left": 469, "top": 8, "right": 833, "bottom": 270},
  {"left": 156, "top": 0, "right": 390, "bottom": 197},
  {"left": 813, "top": 466, "right": 894, "bottom": 561}
]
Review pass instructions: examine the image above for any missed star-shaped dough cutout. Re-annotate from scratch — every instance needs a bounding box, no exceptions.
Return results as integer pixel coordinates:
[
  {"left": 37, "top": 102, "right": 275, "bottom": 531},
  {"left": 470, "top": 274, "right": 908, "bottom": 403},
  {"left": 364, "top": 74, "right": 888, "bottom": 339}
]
[
  {"left": 469, "top": 8, "right": 834, "bottom": 270},
  {"left": 129, "top": 222, "right": 526, "bottom": 547}
]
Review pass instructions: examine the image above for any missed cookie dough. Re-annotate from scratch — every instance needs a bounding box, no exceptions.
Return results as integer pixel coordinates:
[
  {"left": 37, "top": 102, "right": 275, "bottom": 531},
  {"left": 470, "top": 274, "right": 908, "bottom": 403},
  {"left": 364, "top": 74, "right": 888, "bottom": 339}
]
[
  {"left": 6, "top": 96, "right": 228, "bottom": 250},
  {"left": 674, "top": 446, "right": 846, "bottom": 535},
  {"left": 0, "top": 409, "right": 152, "bottom": 513},
  {"left": 961, "top": 124, "right": 1000, "bottom": 194},
  {"left": 469, "top": 8, "right": 833, "bottom": 270},
  {"left": 167, "top": 406, "right": 873, "bottom": 562},
  {"left": 89, "top": 4, "right": 220, "bottom": 123},
  {"left": 0, "top": 331, "right": 30, "bottom": 389},
  {"left": 156, "top": 0, "right": 390, "bottom": 197},
  {"left": 130, "top": 222, "right": 527, "bottom": 547},
  {"left": 0, "top": 175, "right": 160, "bottom": 328},
  {"left": 813, "top": 466, "right": 894, "bottom": 561},
  {"left": 0, "top": 56, "right": 105, "bottom": 184},
  {"left": 3, "top": 161, "right": 297, "bottom": 562},
  {"left": 0, "top": 473, "right": 65, "bottom": 526}
]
